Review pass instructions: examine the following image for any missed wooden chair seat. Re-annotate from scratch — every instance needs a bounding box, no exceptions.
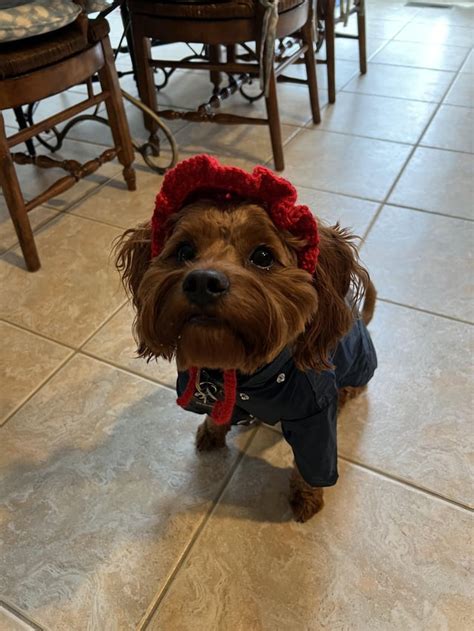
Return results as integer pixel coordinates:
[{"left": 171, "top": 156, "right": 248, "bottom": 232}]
[
  {"left": 0, "top": 15, "right": 136, "bottom": 271},
  {"left": 130, "top": 0, "right": 304, "bottom": 20},
  {"left": 0, "top": 18, "right": 110, "bottom": 80}
]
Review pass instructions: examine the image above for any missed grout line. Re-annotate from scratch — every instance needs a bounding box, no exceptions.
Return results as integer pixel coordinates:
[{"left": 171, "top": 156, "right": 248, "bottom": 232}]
[
  {"left": 376, "top": 297, "right": 474, "bottom": 326},
  {"left": 383, "top": 201, "right": 474, "bottom": 222},
  {"left": 359, "top": 50, "right": 468, "bottom": 243},
  {"left": 261, "top": 423, "right": 473, "bottom": 513},
  {"left": 76, "top": 299, "right": 129, "bottom": 351},
  {"left": 0, "top": 351, "right": 76, "bottom": 429},
  {"left": 340, "top": 87, "right": 453, "bottom": 105},
  {"left": 338, "top": 455, "right": 474, "bottom": 512},
  {"left": 304, "top": 125, "right": 417, "bottom": 147},
  {"left": 418, "top": 141, "right": 474, "bottom": 156},
  {"left": 369, "top": 59, "right": 468, "bottom": 72},
  {"left": 0, "top": 318, "right": 76, "bottom": 351},
  {"left": 78, "top": 350, "right": 176, "bottom": 393},
  {"left": 0, "top": 299, "right": 128, "bottom": 428},
  {"left": 137, "top": 426, "right": 260, "bottom": 630},
  {"left": 0, "top": 599, "right": 45, "bottom": 631}
]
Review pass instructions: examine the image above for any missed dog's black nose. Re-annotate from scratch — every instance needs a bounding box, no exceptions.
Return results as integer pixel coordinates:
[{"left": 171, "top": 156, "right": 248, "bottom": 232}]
[{"left": 182, "top": 269, "right": 230, "bottom": 306}]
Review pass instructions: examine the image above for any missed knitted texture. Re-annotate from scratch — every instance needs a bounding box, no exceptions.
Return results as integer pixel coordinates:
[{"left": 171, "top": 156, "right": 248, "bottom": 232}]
[{"left": 151, "top": 154, "right": 320, "bottom": 273}]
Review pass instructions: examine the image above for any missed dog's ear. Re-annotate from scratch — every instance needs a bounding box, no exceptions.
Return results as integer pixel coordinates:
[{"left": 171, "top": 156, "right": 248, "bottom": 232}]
[
  {"left": 294, "top": 223, "right": 369, "bottom": 372},
  {"left": 114, "top": 222, "right": 152, "bottom": 307}
]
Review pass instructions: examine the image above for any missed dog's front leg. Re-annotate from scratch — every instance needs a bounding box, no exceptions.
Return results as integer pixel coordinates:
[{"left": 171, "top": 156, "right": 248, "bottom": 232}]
[
  {"left": 196, "top": 415, "right": 230, "bottom": 451},
  {"left": 289, "top": 465, "right": 324, "bottom": 523}
]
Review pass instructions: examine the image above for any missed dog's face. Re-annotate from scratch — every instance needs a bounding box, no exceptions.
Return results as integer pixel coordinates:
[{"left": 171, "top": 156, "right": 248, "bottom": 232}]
[{"left": 116, "top": 200, "right": 368, "bottom": 374}]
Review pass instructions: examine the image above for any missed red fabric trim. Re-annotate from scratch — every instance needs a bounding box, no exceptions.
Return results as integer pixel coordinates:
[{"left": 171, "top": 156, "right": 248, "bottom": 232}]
[
  {"left": 151, "top": 154, "right": 319, "bottom": 274},
  {"left": 176, "top": 366, "right": 198, "bottom": 409},
  {"left": 210, "top": 369, "right": 237, "bottom": 426}
]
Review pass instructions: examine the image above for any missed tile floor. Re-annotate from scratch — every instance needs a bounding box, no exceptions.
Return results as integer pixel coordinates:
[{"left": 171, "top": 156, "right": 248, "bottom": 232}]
[{"left": 1, "top": 1, "right": 473, "bottom": 629}]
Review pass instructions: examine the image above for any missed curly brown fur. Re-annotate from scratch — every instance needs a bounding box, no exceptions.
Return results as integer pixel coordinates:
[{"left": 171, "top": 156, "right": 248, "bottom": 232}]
[
  {"left": 338, "top": 384, "right": 368, "bottom": 411},
  {"left": 294, "top": 223, "right": 372, "bottom": 372},
  {"left": 289, "top": 466, "right": 324, "bottom": 523},
  {"left": 115, "top": 200, "right": 375, "bottom": 522},
  {"left": 196, "top": 415, "right": 230, "bottom": 451}
]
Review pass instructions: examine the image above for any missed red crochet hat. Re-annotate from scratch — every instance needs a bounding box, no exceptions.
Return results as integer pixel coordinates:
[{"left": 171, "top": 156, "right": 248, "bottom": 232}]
[
  {"left": 151, "top": 154, "right": 320, "bottom": 425},
  {"left": 151, "top": 154, "right": 320, "bottom": 273}
]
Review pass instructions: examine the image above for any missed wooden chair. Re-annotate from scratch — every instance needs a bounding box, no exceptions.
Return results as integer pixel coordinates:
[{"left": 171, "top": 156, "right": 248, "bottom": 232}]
[
  {"left": 317, "top": 0, "right": 366, "bottom": 103},
  {"left": 127, "top": 0, "right": 321, "bottom": 171},
  {"left": 0, "top": 15, "right": 136, "bottom": 272}
]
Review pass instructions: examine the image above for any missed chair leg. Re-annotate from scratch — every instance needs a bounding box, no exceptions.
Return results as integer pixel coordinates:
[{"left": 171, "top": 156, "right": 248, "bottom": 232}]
[
  {"left": 0, "top": 114, "right": 40, "bottom": 271},
  {"left": 98, "top": 35, "right": 136, "bottom": 191},
  {"left": 209, "top": 45, "right": 223, "bottom": 93},
  {"left": 357, "top": 1, "right": 367, "bottom": 75},
  {"left": 265, "top": 67, "right": 284, "bottom": 172},
  {"left": 325, "top": 0, "right": 336, "bottom": 104},
  {"left": 131, "top": 21, "right": 159, "bottom": 136},
  {"left": 302, "top": 21, "right": 321, "bottom": 124}
]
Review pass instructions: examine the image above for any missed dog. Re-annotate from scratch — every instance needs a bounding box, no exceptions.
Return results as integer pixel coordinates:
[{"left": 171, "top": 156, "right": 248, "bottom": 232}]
[{"left": 115, "top": 154, "right": 377, "bottom": 523}]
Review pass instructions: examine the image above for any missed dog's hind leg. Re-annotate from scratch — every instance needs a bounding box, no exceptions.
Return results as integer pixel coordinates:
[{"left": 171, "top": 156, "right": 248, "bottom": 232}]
[
  {"left": 338, "top": 384, "right": 367, "bottom": 410},
  {"left": 196, "top": 415, "right": 230, "bottom": 451}
]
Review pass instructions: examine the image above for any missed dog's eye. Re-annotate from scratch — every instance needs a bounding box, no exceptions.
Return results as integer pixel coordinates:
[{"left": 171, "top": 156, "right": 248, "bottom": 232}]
[
  {"left": 176, "top": 242, "right": 196, "bottom": 263},
  {"left": 250, "top": 246, "right": 274, "bottom": 269}
]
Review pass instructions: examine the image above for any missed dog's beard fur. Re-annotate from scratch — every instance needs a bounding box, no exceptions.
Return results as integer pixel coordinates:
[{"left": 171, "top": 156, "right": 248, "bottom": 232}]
[{"left": 116, "top": 200, "right": 372, "bottom": 375}]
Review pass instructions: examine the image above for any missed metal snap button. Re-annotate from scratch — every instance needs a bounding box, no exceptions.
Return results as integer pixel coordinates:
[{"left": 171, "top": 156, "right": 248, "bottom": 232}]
[
  {"left": 277, "top": 373, "right": 286, "bottom": 383},
  {"left": 240, "top": 393, "right": 250, "bottom": 400}
]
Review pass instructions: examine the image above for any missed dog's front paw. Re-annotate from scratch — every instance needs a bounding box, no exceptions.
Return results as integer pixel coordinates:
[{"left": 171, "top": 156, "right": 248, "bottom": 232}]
[
  {"left": 289, "top": 469, "right": 324, "bottom": 522},
  {"left": 195, "top": 418, "right": 228, "bottom": 451}
]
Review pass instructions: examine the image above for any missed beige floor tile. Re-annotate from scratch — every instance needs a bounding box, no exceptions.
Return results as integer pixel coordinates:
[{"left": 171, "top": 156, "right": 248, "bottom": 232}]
[
  {"left": 421, "top": 105, "right": 473, "bottom": 153},
  {"left": 460, "top": 49, "right": 473, "bottom": 73},
  {"left": 444, "top": 72, "right": 474, "bottom": 107},
  {"left": 0, "top": 354, "right": 254, "bottom": 630},
  {"left": 174, "top": 121, "right": 297, "bottom": 171},
  {"left": 335, "top": 15, "right": 408, "bottom": 39},
  {"left": 361, "top": 206, "right": 473, "bottom": 321},
  {"left": 65, "top": 100, "right": 188, "bottom": 147},
  {"left": 366, "top": 2, "right": 420, "bottom": 22},
  {"left": 319, "top": 91, "right": 435, "bottom": 143},
  {"left": 0, "top": 205, "right": 58, "bottom": 255},
  {"left": 286, "top": 58, "right": 361, "bottom": 91},
  {"left": 328, "top": 36, "right": 388, "bottom": 62},
  {"left": 372, "top": 40, "right": 469, "bottom": 71},
  {"left": 412, "top": 7, "right": 474, "bottom": 28},
  {"left": 394, "top": 21, "right": 474, "bottom": 48},
  {"left": 282, "top": 129, "right": 411, "bottom": 200},
  {"left": 148, "top": 427, "right": 473, "bottom": 631},
  {"left": 390, "top": 146, "right": 474, "bottom": 218},
  {"left": 339, "top": 301, "right": 473, "bottom": 505},
  {"left": 84, "top": 302, "right": 177, "bottom": 387},
  {"left": 1, "top": 138, "right": 122, "bottom": 214},
  {"left": 120, "top": 68, "right": 218, "bottom": 111},
  {"left": 317, "top": 58, "right": 361, "bottom": 91},
  {"left": 296, "top": 186, "right": 378, "bottom": 236},
  {"left": 68, "top": 162, "right": 162, "bottom": 228},
  {"left": 0, "top": 322, "right": 71, "bottom": 425},
  {"left": 0, "top": 214, "right": 125, "bottom": 346},
  {"left": 220, "top": 83, "right": 329, "bottom": 128},
  {"left": 343, "top": 63, "right": 455, "bottom": 102},
  {"left": 0, "top": 605, "right": 37, "bottom": 631}
]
